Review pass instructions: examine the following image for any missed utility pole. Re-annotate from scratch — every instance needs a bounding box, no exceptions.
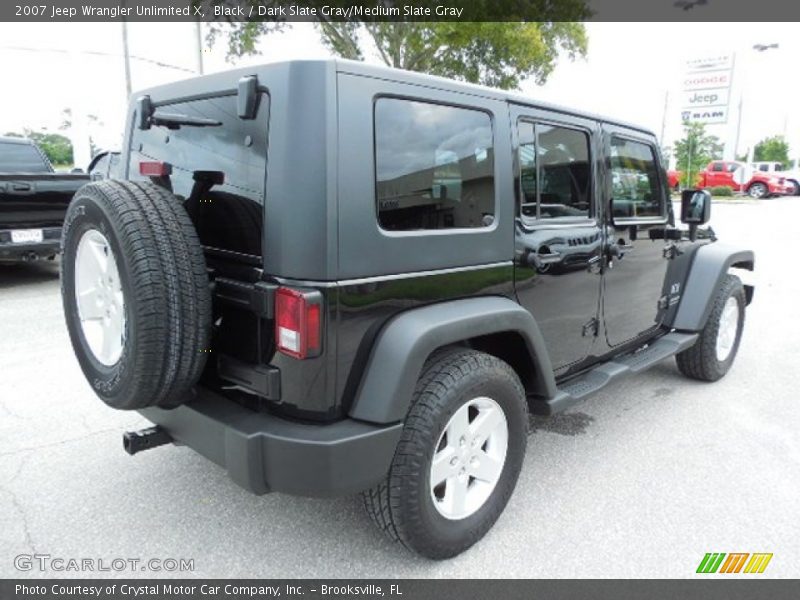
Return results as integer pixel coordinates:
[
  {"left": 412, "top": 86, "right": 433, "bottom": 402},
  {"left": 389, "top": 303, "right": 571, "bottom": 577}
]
[
  {"left": 193, "top": 22, "right": 204, "bottom": 75},
  {"left": 733, "top": 93, "right": 743, "bottom": 160},
  {"left": 122, "top": 20, "right": 132, "bottom": 98},
  {"left": 659, "top": 90, "right": 669, "bottom": 145}
]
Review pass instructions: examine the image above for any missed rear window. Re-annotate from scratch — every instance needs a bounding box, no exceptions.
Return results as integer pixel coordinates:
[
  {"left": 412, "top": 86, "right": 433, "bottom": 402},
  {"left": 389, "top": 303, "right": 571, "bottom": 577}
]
[
  {"left": 130, "top": 93, "right": 268, "bottom": 258},
  {"left": 0, "top": 141, "right": 51, "bottom": 173}
]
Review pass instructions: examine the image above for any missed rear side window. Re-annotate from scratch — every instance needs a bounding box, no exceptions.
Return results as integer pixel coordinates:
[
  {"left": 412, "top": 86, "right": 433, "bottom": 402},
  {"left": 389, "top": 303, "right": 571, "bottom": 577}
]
[
  {"left": 0, "top": 141, "right": 50, "bottom": 173},
  {"left": 609, "top": 137, "right": 663, "bottom": 219},
  {"left": 374, "top": 98, "right": 494, "bottom": 231},
  {"left": 131, "top": 93, "right": 268, "bottom": 258}
]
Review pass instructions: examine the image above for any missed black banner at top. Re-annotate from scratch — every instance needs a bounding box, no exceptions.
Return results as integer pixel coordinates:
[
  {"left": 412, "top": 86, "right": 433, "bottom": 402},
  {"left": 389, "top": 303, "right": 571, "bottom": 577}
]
[{"left": 3, "top": 0, "right": 800, "bottom": 22}]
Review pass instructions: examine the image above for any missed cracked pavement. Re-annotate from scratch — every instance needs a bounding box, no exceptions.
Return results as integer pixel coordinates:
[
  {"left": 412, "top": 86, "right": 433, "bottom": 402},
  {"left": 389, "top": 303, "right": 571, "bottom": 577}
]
[{"left": 0, "top": 199, "right": 799, "bottom": 578}]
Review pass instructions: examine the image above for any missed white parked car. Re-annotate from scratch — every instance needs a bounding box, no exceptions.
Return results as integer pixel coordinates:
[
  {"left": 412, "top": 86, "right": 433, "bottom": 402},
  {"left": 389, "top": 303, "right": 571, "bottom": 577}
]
[{"left": 752, "top": 161, "right": 800, "bottom": 196}]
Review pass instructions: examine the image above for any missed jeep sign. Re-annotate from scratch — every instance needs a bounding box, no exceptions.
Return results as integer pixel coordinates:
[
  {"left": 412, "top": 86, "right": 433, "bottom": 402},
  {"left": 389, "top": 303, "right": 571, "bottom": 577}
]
[{"left": 680, "top": 89, "right": 730, "bottom": 109}]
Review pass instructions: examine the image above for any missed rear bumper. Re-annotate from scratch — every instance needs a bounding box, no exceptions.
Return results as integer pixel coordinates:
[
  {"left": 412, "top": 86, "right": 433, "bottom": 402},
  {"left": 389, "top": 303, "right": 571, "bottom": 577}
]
[
  {"left": 139, "top": 388, "right": 402, "bottom": 497},
  {"left": 0, "top": 226, "right": 61, "bottom": 261}
]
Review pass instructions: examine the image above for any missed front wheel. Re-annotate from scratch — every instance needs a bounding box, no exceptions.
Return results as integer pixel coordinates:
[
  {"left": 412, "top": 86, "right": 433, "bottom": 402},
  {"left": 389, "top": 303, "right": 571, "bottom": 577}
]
[
  {"left": 362, "top": 349, "right": 528, "bottom": 559},
  {"left": 676, "top": 274, "right": 746, "bottom": 382}
]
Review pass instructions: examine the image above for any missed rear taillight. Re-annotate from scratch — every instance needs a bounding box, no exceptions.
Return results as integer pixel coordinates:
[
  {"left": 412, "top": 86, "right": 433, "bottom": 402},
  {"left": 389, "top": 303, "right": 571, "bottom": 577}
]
[
  {"left": 139, "top": 161, "right": 171, "bottom": 177},
  {"left": 275, "top": 287, "right": 322, "bottom": 359}
]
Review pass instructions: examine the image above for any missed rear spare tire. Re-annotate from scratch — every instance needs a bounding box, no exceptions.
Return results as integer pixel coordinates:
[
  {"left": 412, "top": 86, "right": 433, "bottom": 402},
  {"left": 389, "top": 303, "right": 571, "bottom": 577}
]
[{"left": 61, "top": 180, "right": 211, "bottom": 410}]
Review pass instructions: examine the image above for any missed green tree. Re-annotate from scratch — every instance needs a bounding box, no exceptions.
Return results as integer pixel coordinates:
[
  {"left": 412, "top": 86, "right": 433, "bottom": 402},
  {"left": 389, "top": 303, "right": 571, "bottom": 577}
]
[
  {"left": 673, "top": 121, "right": 722, "bottom": 187},
  {"left": 2, "top": 129, "right": 73, "bottom": 166},
  {"left": 210, "top": 2, "right": 590, "bottom": 89},
  {"left": 753, "top": 135, "right": 790, "bottom": 167}
]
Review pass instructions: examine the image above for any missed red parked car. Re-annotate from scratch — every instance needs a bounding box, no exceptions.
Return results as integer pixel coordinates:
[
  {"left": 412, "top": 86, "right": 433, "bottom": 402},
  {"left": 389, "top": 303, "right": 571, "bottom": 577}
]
[
  {"left": 667, "top": 169, "right": 681, "bottom": 191},
  {"left": 670, "top": 161, "right": 792, "bottom": 198}
]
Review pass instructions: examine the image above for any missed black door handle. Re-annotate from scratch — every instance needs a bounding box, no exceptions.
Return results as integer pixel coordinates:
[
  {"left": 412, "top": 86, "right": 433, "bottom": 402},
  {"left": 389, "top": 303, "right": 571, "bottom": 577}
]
[{"left": 8, "top": 182, "right": 34, "bottom": 194}]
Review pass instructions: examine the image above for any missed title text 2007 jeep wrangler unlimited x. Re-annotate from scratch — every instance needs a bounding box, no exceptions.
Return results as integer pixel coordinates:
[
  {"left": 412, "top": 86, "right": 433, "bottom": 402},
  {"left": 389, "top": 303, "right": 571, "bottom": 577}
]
[{"left": 61, "top": 60, "right": 754, "bottom": 559}]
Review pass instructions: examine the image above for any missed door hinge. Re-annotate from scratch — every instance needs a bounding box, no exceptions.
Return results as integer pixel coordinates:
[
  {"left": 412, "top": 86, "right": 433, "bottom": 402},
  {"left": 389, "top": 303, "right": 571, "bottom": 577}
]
[
  {"left": 582, "top": 317, "right": 599, "bottom": 337},
  {"left": 657, "top": 296, "right": 670, "bottom": 310}
]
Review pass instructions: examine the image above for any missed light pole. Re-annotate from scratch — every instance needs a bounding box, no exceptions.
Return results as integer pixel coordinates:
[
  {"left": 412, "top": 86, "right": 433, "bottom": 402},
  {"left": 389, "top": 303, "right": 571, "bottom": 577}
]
[{"left": 735, "top": 43, "right": 780, "bottom": 165}]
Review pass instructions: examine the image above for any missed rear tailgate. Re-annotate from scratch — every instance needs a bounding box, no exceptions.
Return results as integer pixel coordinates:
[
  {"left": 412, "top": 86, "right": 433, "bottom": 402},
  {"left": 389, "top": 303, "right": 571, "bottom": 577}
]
[{"left": 0, "top": 173, "right": 88, "bottom": 228}]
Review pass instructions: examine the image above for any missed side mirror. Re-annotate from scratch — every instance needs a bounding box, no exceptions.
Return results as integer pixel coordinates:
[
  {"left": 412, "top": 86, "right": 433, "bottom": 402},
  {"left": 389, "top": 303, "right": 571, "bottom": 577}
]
[{"left": 680, "top": 189, "right": 711, "bottom": 225}]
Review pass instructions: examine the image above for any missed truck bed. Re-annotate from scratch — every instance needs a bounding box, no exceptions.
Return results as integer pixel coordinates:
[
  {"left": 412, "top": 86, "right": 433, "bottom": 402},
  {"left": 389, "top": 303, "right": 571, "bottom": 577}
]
[{"left": 0, "top": 172, "right": 88, "bottom": 228}]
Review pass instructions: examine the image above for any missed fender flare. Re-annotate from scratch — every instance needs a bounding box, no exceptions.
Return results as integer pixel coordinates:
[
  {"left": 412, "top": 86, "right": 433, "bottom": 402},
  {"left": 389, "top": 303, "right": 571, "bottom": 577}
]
[
  {"left": 671, "top": 242, "right": 754, "bottom": 332},
  {"left": 347, "top": 296, "right": 557, "bottom": 425}
]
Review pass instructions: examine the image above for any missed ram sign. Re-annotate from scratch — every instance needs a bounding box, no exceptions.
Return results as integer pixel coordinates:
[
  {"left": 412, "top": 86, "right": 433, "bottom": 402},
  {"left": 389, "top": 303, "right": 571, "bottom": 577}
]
[{"left": 681, "top": 107, "right": 729, "bottom": 125}]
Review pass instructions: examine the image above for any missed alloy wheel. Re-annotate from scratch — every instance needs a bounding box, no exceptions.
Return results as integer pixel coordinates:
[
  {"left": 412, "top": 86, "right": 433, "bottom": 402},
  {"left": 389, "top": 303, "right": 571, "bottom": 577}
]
[
  {"left": 429, "top": 397, "right": 508, "bottom": 520},
  {"left": 74, "top": 229, "right": 126, "bottom": 366}
]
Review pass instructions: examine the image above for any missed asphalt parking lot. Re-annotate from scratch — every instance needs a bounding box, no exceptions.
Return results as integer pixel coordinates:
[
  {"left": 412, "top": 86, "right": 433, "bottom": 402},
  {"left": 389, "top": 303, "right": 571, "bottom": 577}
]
[{"left": 1, "top": 198, "right": 799, "bottom": 579}]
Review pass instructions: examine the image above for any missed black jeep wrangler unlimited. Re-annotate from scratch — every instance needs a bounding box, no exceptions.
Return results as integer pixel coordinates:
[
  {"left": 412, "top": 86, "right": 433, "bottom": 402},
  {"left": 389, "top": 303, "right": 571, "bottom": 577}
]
[{"left": 61, "top": 60, "right": 754, "bottom": 559}]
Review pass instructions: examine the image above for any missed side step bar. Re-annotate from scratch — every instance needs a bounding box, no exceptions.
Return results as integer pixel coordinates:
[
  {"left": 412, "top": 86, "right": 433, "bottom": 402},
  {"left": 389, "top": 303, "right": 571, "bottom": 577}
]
[{"left": 531, "top": 332, "right": 699, "bottom": 415}]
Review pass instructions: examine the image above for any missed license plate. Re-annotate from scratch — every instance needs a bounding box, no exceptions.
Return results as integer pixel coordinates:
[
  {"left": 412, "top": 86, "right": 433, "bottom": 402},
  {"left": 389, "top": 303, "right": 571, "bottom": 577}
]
[{"left": 10, "top": 229, "right": 43, "bottom": 244}]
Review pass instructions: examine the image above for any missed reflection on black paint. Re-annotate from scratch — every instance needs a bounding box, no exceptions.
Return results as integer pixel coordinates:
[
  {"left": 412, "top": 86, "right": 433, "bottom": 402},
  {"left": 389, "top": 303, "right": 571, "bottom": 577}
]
[
  {"left": 515, "top": 220, "right": 601, "bottom": 275},
  {"left": 130, "top": 93, "right": 268, "bottom": 261},
  {"left": 184, "top": 191, "right": 263, "bottom": 256}
]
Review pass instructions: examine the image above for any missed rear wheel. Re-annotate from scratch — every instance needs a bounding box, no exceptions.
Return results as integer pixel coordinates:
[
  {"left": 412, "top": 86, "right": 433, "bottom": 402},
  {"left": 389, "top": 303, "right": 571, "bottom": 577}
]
[
  {"left": 61, "top": 180, "right": 211, "bottom": 410},
  {"left": 747, "top": 182, "right": 768, "bottom": 199},
  {"left": 676, "top": 274, "right": 746, "bottom": 382},
  {"left": 362, "top": 349, "right": 528, "bottom": 559}
]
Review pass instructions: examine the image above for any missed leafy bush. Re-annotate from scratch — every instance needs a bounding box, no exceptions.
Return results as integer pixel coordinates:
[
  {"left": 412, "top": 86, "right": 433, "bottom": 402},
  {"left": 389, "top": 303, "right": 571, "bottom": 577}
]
[{"left": 709, "top": 186, "right": 733, "bottom": 197}]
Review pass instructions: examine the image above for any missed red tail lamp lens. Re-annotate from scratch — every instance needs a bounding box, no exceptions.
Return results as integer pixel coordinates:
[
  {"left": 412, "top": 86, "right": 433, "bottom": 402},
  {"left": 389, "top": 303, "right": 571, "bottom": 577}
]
[{"left": 275, "top": 287, "right": 322, "bottom": 359}]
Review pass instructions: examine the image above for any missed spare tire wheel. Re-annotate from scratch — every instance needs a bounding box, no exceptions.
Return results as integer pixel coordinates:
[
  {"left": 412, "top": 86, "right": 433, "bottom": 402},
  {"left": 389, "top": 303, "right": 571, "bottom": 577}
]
[{"left": 61, "top": 180, "right": 212, "bottom": 410}]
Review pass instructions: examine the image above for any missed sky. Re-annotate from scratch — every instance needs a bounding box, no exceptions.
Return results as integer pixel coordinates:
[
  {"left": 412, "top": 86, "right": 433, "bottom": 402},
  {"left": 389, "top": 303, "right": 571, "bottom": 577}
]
[{"left": 0, "top": 21, "right": 796, "bottom": 168}]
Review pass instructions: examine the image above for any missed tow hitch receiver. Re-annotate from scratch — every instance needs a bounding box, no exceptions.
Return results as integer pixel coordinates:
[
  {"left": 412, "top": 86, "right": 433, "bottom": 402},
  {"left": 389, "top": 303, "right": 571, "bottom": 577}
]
[{"left": 123, "top": 426, "right": 172, "bottom": 455}]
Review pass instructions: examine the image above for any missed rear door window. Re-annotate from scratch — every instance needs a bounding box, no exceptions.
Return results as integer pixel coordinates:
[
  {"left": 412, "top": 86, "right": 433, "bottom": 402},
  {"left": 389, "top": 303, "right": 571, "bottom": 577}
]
[{"left": 517, "top": 121, "right": 592, "bottom": 221}]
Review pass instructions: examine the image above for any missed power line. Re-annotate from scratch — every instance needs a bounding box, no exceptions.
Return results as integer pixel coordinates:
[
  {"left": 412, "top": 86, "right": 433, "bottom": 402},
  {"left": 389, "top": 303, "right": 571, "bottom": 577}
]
[{"left": 0, "top": 44, "right": 196, "bottom": 74}]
